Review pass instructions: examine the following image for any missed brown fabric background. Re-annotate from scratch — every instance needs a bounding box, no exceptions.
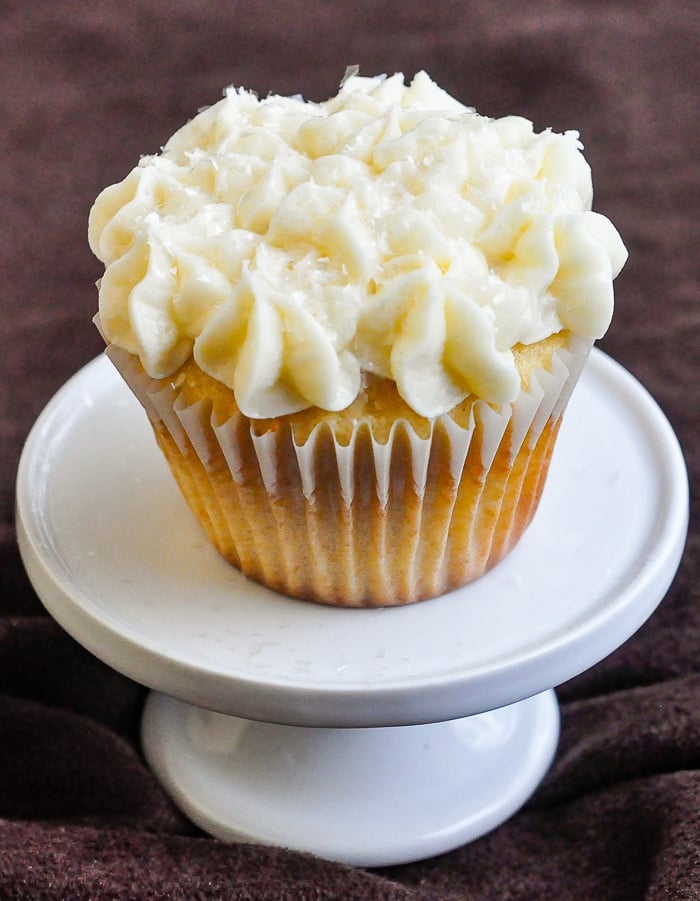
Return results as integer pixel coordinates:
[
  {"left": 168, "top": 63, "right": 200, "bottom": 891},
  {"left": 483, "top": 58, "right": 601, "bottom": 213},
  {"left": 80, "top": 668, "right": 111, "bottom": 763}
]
[{"left": 1, "top": 1, "right": 699, "bottom": 898}]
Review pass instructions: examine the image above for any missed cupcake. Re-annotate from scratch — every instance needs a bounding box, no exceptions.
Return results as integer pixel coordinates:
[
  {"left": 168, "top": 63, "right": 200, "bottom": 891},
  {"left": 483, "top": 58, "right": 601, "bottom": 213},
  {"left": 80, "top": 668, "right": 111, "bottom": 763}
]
[{"left": 88, "top": 69, "right": 627, "bottom": 607}]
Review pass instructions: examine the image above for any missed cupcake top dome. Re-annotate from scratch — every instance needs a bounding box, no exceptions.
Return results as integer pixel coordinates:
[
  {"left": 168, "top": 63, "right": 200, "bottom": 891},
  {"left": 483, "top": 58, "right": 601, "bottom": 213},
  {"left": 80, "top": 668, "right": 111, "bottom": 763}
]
[{"left": 89, "top": 69, "right": 627, "bottom": 418}]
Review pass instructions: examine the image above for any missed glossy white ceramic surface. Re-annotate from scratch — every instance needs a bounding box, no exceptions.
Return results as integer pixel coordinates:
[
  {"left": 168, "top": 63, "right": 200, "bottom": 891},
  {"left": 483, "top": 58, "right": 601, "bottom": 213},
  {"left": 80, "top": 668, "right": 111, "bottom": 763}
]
[
  {"left": 141, "top": 689, "right": 559, "bottom": 866},
  {"left": 16, "top": 350, "right": 687, "bottom": 865},
  {"left": 16, "top": 350, "right": 688, "bottom": 727}
]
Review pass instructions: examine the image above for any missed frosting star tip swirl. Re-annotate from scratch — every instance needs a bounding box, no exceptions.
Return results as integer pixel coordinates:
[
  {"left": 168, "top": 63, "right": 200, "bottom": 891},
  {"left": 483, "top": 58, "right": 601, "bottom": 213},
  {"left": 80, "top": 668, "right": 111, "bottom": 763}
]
[{"left": 90, "top": 70, "right": 627, "bottom": 419}]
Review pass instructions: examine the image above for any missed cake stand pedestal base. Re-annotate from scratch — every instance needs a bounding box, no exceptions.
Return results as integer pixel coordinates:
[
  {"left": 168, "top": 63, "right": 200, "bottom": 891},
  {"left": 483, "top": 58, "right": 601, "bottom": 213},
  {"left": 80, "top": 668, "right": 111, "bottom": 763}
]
[{"left": 142, "top": 689, "right": 559, "bottom": 867}]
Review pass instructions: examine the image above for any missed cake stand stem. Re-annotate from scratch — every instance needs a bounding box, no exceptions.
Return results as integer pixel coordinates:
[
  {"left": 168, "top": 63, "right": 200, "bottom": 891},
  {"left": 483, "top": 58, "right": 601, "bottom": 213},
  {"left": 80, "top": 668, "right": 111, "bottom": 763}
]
[{"left": 142, "top": 689, "right": 559, "bottom": 867}]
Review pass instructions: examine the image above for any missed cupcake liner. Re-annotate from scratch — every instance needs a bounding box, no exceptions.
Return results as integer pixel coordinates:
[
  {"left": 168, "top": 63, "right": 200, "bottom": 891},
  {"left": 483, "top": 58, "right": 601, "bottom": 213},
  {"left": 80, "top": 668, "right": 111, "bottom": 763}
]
[{"left": 103, "top": 333, "right": 591, "bottom": 607}]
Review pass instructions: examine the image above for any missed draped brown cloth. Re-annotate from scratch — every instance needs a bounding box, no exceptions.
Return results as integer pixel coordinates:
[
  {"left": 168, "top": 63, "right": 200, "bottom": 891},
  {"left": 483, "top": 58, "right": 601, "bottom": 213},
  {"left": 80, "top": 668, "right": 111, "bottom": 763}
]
[{"left": 2, "top": 1, "right": 699, "bottom": 898}]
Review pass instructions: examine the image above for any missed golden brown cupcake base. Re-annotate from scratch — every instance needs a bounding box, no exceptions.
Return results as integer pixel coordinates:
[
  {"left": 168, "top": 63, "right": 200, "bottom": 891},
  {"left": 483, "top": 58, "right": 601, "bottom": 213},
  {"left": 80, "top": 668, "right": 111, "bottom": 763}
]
[{"left": 125, "top": 332, "right": 582, "bottom": 607}]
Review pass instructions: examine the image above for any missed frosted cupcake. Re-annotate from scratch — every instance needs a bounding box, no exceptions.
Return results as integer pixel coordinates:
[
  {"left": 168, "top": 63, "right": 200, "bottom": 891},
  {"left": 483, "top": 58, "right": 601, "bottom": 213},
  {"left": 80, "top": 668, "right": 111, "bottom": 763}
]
[{"left": 88, "top": 70, "right": 627, "bottom": 606}]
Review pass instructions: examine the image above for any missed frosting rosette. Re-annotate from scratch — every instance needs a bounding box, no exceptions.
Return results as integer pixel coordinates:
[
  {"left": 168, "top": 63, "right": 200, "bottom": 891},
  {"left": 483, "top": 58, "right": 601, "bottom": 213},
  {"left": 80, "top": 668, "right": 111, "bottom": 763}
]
[{"left": 89, "top": 70, "right": 627, "bottom": 419}]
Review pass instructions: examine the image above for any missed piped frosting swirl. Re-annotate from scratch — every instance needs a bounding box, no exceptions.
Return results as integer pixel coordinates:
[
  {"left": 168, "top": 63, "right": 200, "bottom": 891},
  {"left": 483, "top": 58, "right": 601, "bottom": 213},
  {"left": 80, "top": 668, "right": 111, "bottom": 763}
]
[{"left": 89, "top": 70, "right": 627, "bottom": 417}]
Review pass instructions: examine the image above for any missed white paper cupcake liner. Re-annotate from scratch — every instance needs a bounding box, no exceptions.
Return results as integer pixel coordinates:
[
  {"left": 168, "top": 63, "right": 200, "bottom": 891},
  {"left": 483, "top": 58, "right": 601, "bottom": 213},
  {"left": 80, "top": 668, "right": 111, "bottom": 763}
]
[{"left": 103, "top": 333, "right": 591, "bottom": 606}]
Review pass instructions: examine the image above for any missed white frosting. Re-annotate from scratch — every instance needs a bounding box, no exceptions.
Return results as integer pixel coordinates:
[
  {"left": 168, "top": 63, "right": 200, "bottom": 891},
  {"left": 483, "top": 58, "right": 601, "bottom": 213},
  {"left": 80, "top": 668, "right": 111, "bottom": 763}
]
[{"left": 89, "top": 70, "right": 627, "bottom": 417}]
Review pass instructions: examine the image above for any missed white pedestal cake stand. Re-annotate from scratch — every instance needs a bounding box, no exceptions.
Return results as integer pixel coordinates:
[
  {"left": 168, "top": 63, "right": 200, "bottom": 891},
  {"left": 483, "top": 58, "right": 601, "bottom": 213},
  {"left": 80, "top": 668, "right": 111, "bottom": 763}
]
[{"left": 16, "top": 350, "right": 688, "bottom": 868}]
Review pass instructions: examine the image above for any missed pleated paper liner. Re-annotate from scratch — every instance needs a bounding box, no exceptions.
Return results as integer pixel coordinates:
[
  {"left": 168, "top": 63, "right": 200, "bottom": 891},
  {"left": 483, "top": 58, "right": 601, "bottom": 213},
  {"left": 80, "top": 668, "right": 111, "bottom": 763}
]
[{"left": 104, "top": 334, "right": 590, "bottom": 607}]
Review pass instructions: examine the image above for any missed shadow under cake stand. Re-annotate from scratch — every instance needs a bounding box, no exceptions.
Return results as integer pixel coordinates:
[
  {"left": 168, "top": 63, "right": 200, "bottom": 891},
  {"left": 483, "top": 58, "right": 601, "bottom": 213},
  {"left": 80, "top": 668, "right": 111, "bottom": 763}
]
[{"left": 16, "top": 350, "right": 688, "bottom": 867}]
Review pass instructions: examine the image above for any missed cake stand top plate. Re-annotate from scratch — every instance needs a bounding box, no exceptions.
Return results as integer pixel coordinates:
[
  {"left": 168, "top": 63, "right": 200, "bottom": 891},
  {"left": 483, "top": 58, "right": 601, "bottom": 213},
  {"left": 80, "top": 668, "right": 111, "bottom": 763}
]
[{"left": 16, "top": 350, "right": 688, "bottom": 727}]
